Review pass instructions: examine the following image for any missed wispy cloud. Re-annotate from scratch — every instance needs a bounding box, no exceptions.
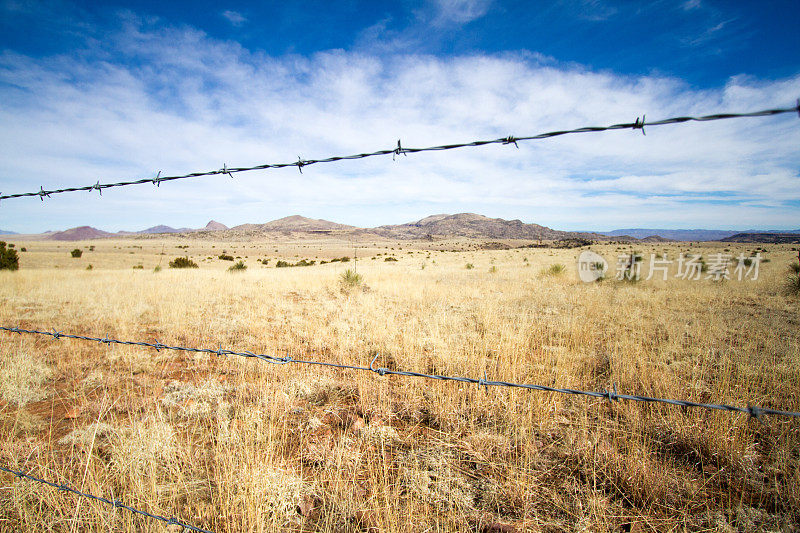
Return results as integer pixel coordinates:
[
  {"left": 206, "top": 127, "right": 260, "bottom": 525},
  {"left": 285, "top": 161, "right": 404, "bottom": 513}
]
[
  {"left": 0, "top": 16, "right": 797, "bottom": 233},
  {"left": 682, "top": 0, "right": 701, "bottom": 11},
  {"left": 428, "top": 0, "right": 493, "bottom": 26},
  {"left": 221, "top": 10, "right": 246, "bottom": 27}
]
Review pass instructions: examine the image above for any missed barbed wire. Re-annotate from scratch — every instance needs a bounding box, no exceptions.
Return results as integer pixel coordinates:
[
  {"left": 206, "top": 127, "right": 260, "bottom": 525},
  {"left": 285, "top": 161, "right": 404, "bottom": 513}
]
[
  {"left": 0, "top": 465, "right": 212, "bottom": 533},
  {"left": 2, "top": 325, "right": 799, "bottom": 421},
  {"left": 1, "top": 101, "right": 797, "bottom": 203}
]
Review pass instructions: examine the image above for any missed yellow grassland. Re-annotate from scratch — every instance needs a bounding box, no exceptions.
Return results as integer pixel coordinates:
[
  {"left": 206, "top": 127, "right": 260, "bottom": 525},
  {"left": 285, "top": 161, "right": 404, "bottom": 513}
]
[{"left": 1, "top": 237, "right": 798, "bottom": 531}]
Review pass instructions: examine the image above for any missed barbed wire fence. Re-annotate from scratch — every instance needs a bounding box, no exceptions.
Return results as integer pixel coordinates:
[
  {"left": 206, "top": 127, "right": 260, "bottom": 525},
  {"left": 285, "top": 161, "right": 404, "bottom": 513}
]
[
  {"left": 1, "top": 101, "right": 799, "bottom": 532},
  {"left": 2, "top": 326, "right": 799, "bottom": 419},
  {"left": 1, "top": 102, "right": 798, "bottom": 203}
]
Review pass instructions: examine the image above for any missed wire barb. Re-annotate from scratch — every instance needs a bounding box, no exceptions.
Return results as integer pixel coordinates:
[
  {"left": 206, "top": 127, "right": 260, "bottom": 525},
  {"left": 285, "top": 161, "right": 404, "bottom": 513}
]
[
  {"left": 221, "top": 163, "right": 234, "bottom": 179},
  {"left": 633, "top": 115, "right": 646, "bottom": 135},
  {"left": 92, "top": 180, "right": 102, "bottom": 196},
  {"left": 605, "top": 383, "right": 619, "bottom": 402},
  {"left": 38, "top": 186, "right": 50, "bottom": 201},
  {"left": 370, "top": 353, "right": 387, "bottom": 376},
  {"left": 1, "top": 102, "right": 796, "bottom": 203},
  {"left": 393, "top": 139, "right": 407, "bottom": 161}
]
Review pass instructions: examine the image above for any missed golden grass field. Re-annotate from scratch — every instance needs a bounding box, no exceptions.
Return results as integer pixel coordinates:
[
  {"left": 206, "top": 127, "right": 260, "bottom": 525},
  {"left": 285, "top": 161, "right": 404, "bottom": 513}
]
[{"left": 1, "top": 237, "right": 799, "bottom": 532}]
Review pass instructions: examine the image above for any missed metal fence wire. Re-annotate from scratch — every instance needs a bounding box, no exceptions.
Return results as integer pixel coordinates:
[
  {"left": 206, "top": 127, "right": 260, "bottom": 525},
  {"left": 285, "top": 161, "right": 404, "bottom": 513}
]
[
  {"left": 0, "top": 465, "right": 213, "bottom": 533},
  {"left": 2, "top": 326, "right": 799, "bottom": 420},
  {"left": 1, "top": 101, "right": 797, "bottom": 203}
]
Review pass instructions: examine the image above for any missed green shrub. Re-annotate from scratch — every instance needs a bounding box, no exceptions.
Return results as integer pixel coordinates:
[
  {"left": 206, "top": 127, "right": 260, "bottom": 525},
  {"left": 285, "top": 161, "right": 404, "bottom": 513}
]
[
  {"left": 489, "top": 266, "right": 498, "bottom": 273},
  {"left": 465, "top": 263, "right": 475, "bottom": 270},
  {"left": 153, "top": 265, "right": 162, "bottom": 273},
  {"left": 228, "top": 260, "right": 247, "bottom": 272},
  {"left": 0, "top": 242, "right": 19, "bottom": 271},
  {"left": 340, "top": 269, "right": 362, "bottom": 291},
  {"left": 218, "top": 254, "right": 234, "bottom": 261},
  {"left": 133, "top": 264, "right": 144, "bottom": 269},
  {"left": 86, "top": 264, "right": 93, "bottom": 271},
  {"left": 543, "top": 264, "right": 566, "bottom": 276},
  {"left": 384, "top": 257, "right": 398, "bottom": 262},
  {"left": 20, "top": 247, "right": 26, "bottom": 252},
  {"left": 89, "top": 245, "right": 95, "bottom": 251},
  {"left": 276, "top": 260, "right": 290, "bottom": 268},
  {"left": 169, "top": 256, "right": 198, "bottom": 268},
  {"left": 71, "top": 248, "right": 83, "bottom": 258}
]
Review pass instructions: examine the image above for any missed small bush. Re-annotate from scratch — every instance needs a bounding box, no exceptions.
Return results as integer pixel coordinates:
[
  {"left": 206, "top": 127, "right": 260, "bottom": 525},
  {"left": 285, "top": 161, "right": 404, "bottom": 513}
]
[
  {"left": 489, "top": 266, "right": 498, "bottom": 273},
  {"left": 133, "top": 264, "right": 144, "bottom": 269},
  {"left": 169, "top": 256, "right": 198, "bottom": 269},
  {"left": 340, "top": 269, "right": 362, "bottom": 291},
  {"left": 20, "top": 247, "right": 26, "bottom": 252},
  {"left": 218, "top": 254, "right": 234, "bottom": 261},
  {"left": 465, "top": 263, "right": 475, "bottom": 270},
  {"left": 86, "top": 264, "right": 93, "bottom": 270},
  {"left": 786, "top": 261, "right": 800, "bottom": 296},
  {"left": 384, "top": 257, "right": 398, "bottom": 262},
  {"left": 89, "top": 246, "right": 95, "bottom": 251},
  {"left": 543, "top": 264, "right": 566, "bottom": 276},
  {"left": 340, "top": 256, "right": 351, "bottom": 263},
  {"left": 276, "top": 260, "right": 290, "bottom": 268},
  {"left": 71, "top": 248, "right": 83, "bottom": 258},
  {"left": 228, "top": 260, "right": 247, "bottom": 272},
  {"left": 0, "top": 242, "right": 19, "bottom": 270},
  {"left": 153, "top": 265, "right": 162, "bottom": 273}
]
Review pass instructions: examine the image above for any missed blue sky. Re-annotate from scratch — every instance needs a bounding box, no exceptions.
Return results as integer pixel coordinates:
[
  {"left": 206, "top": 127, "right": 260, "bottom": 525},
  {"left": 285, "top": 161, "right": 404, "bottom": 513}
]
[{"left": 0, "top": 0, "right": 798, "bottom": 232}]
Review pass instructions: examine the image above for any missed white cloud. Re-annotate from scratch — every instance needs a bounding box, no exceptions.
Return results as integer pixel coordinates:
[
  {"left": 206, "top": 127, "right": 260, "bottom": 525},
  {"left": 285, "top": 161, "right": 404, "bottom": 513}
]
[
  {"left": 682, "top": 0, "right": 701, "bottom": 10},
  {"left": 0, "top": 18, "right": 798, "bottom": 233},
  {"left": 221, "top": 10, "right": 246, "bottom": 27},
  {"left": 429, "top": 0, "right": 492, "bottom": 26}
]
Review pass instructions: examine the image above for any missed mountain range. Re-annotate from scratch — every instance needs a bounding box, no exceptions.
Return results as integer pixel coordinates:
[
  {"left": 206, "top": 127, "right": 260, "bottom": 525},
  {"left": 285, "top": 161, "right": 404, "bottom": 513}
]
[{"left": 4, "top": 214, "right": 800, "bottom": 242}]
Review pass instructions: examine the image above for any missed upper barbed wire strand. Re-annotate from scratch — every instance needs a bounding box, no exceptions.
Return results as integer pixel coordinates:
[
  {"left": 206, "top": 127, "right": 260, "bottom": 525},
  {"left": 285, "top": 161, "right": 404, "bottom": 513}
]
[
  {"left": 2, "top": 325, "right": 798, "bottom": 420},
  {"left": 1, "top": 103, "right": 797, "bottom": 202}
]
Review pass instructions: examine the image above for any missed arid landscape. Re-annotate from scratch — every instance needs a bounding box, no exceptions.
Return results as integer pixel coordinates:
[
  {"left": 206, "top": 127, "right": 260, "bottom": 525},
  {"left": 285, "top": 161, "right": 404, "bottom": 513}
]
[{"left": 1, "top": 224, "right": 799, "bottom": 532}]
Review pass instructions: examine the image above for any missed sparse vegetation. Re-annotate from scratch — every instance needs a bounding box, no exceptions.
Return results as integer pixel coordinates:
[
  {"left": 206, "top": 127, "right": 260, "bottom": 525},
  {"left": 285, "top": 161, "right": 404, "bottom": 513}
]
[
  {"left": 339, "top": 268, "right": 363, "bottom": 291},
  {"left": 218, "top": 253, "right": 234, "bottom": 261},
  {"left": 542, "top": 263, "right": 566, "bottom": 276},
  {"left": 70, "top": 248, "right": 83, "bottom": 258},
  {"left": 786, "top": 261, "right": 800, "bottom": 295},
  {"left": 0, "top": 241, "right": 19, "bottom": 270},
  {"left": 465, "top": 263, "right": 474, "bottom": 269},
  {"left": 168, "top": 256, "right": 198, "bottom": 268},
  {"left": 228, "top": 260, "right": 247, "bottom": 271}
]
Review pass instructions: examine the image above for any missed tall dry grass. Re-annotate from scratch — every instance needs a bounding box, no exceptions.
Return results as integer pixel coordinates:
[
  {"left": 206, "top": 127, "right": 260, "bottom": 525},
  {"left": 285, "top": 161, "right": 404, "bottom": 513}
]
[{"left": 1, "top": 240, "right": 798, "bottom": 531}]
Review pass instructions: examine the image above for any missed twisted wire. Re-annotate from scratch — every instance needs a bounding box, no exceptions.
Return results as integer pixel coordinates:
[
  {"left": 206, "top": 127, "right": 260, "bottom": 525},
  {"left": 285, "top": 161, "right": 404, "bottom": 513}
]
[
  {"left": 1, "top": 102, "right": 797, "bottom": 203},
  {"left": 2, "top": 325, "right": 798, "bottom": 420},
  {"left": 0, "top": 465, "right": 212, "bottom": 533}
]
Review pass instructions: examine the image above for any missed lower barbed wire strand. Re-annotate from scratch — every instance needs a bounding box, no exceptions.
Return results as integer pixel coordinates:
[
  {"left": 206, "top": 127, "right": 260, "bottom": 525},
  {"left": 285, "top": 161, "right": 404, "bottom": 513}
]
[
  {"left": 0, "top": 466, "right": 213, "bottom": 533},
  {"left": 3, "top": 325, "right": 799, "bottom": 419}
]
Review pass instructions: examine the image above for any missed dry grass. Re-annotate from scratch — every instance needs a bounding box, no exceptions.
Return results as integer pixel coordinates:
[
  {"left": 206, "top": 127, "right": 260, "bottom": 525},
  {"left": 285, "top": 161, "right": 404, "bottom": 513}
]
[{"left": 1, "top": 237, "right": 799, "bottom": 532}]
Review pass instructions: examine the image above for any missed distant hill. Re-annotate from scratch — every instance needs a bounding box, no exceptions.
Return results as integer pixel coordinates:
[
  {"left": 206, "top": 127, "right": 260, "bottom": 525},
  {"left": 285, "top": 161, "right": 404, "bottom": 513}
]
[
  {"left": 601, "top": 228, "right": 800, "bottom": 241},
  {"left": 374, "top": 213, "right": 589, "bottom": 240},
  {"left": 202, "top": 220, "right": 228, "bottom": 231},
  {"left": 0, "top": 230, "right": 17, "bottom": 235},
  {"left": 232, "top": 215, "right": 355, "bottom": 233},
  {"left": 138, "top": 225, "right": 193, "bottom": 234},
  {"left": 48, "top": 226, "right": 112, "bottom": 241},
  {"left": 720, "top": 233, "right": 800, "bottom": 244}
]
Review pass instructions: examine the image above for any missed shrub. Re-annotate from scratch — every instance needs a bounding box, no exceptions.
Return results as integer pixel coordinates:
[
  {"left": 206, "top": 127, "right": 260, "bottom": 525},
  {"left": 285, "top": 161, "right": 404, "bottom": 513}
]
[
  {"left": 340, "top": 256, "right": 351, "bottom": 262},
  {"left": 384, "top": 257, "right": 398, "bottom": 262},
  {"left": 71, "top": 248, "right": 83, "bottom": 258},
  {"left": 89, "top": 245, "right": 95, "bottom": 251},
  {"left": 218, "top": 254, "right": 234, "bottom": 261},
  {"left": 465, "top": 263, "right": 475, "bottom": 270},
  {"left": 228, "top": 260, "right": 247, "bottom": 272},
  {"left": 133, "top": 265, "right": 144, "bottom": 269},
  {"left": 489, "top": 266, "right": 498, "bottom": 273},
  {"left": 786, "top": 261, "right": 800, "bottom": 296},
  {"left": 153, "top": 265, "right": 162, "bottom": 273},
  {"left": 169, "top": 256, "right": 198, "bottom": 269},
  {"left": 340, "top": 269, "right": 362, "bottom": 291},
  {"left": 275, "top": 260, "right": 290, "bottom": 268},
  {"left": 0, "top": 242, "right": 19, "bottom": 270},
  {"left": 543, "top": 264, "right": 566, "bottom": 276},
  {"left": 20, "top": 247, "right": 26, "bottom": 252},
  {"left": 86, "top": 264, "right": 93, "bottom": 270}
]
